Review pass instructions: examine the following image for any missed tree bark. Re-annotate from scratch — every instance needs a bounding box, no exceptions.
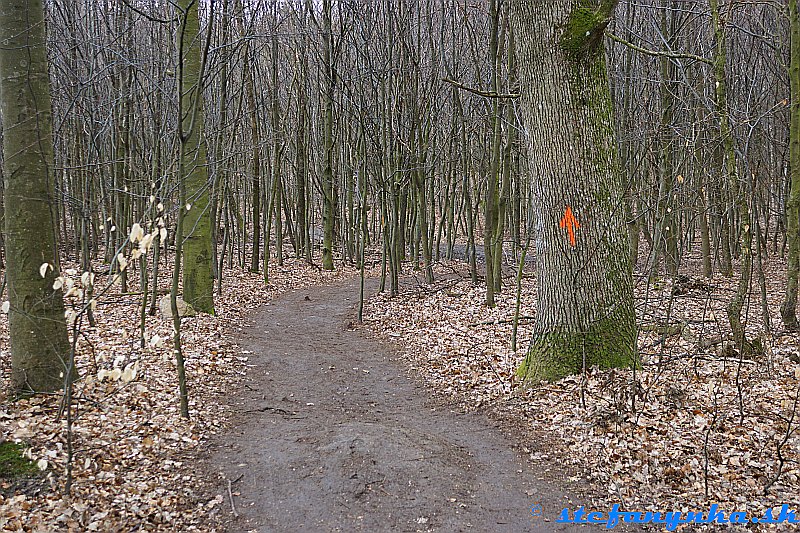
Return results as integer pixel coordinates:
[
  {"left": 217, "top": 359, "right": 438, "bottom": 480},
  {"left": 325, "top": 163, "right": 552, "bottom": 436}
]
[
  {"left": 1, "top": 0, "right": 72, "bottom": 393},
  {"left": 512, "top": 0, "right": 637, "bottom": 382},
  {"left": 782, "top": 0, "right": 800, "bottom": 332},
  {"left": 710, "top": 0, "right": 753, "bottom": 353},
  {"left": 179, "top": 0, "right": 214, "bottom": 314},
  {"left": 245, "top": 54, "right": 261, "bottom": 273},
  {"left": 321, "top": 0, "right": 335, "bottom": 270}
]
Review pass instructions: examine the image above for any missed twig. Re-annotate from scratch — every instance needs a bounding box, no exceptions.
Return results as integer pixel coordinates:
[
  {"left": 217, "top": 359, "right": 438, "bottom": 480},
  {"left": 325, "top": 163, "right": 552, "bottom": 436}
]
[
  {"left": 703, "top": 384, "right": 719, "bottom": 499},
  {"left": 605, "top": 31, "right": 712, "bottom": 64},
  {"left": 245, "top": 405, "right": 295, "bottom": 416},
  {"left": 442, "top": 78, "right": 520, "bottom": 99},
  {"left": 118, "top": 0, "right": 176, "bottom": 24},
  {"left": 227, "top": 479, "right": 239, "bottom": 518},
  {"left": 469, "top": 317, "right": 536, "bottom": 327},
  {"left": 764, "top": 384, "right": 800, "bottom": 495}
]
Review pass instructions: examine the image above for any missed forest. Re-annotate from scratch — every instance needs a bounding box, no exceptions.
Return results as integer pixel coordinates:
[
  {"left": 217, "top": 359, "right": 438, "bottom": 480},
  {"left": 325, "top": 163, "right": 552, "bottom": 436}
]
[{"left": 1, "top": 0, "right": 799, "bottom": 531}]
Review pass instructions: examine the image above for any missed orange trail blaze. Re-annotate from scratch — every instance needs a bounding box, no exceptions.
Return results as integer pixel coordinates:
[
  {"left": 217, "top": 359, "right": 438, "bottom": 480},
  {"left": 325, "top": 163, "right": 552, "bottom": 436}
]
[{"left": 559, "top": 205, "right": 580, "bottom": 247}]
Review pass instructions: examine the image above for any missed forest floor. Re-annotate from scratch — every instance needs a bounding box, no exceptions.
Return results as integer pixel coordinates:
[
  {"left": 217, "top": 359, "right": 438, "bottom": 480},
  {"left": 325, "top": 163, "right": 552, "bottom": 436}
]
[
  {"left": 359, "top": 253, "right": 800, "bottom": 532},
  {"left": 1, "top": 248, "right": 799, "bottom": 532},
  {"left": 0, "top": 259, "right": 356, "bottom": 531}
]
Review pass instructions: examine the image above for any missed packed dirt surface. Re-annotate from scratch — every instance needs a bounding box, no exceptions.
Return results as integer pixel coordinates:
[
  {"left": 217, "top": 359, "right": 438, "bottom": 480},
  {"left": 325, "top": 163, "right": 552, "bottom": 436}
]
[{"left": 207, "top": 278, "right": 617, "bottom": 532}]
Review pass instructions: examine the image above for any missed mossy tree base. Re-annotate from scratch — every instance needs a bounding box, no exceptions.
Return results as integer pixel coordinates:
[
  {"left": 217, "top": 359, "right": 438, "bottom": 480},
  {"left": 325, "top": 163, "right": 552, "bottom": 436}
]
[{"left": 517, "top": 317, "right": 638, "bottom": 383}]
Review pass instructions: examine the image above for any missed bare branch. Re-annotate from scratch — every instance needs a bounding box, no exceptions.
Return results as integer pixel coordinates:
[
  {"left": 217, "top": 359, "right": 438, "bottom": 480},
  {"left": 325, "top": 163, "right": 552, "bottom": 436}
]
[
  {"left": 605, "top": 30, "right": 712, "bottom": 65},
  {"left": 442, "top": 77, "right": 520, "bottom": 99}
]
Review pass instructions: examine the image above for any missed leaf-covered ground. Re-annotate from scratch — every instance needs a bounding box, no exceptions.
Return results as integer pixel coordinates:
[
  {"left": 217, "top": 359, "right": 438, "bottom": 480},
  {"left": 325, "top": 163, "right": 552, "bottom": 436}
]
[
  {"left": 361, "top": 256, "right": 800, "bottom": 530},
  {"left": 2, "top": 247, "right": 799, "bottom": 531},
  {"left": 0, "top": 259, "right": 354, "bottom": 532}
]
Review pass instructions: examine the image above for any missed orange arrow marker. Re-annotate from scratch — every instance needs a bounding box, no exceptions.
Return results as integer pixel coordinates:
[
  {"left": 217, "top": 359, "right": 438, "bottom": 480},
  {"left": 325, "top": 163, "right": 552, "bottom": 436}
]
[{"left": 559, "top": 205, "right": 580, "bottom": 247}]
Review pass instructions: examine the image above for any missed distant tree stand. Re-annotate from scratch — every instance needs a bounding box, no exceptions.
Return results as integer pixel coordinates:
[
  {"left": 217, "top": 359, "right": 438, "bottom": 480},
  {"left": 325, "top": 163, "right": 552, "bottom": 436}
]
[
  {"left": 512, "top": 0, "right": 637, "bottom": 382},
  {"left": 0, "top": 0, "right": 72, "bottom": 392}
]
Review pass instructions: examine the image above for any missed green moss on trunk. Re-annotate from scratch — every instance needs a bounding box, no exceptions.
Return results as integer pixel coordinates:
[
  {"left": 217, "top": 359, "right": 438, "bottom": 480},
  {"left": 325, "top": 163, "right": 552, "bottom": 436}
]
[
  {"left": 560, "top": 8, "right": 604, "bottom": 58},
  {"left": 517, "top": 315, "right": 638, "bottom": 383},
  {"left": 511, "top": 0, "right": 635, "bottom": 385},
  {"left": 179, "top": 0, "right": 215, "bottom": 314},
  {"left": 559, "top": 1, "right": 617, "bottom": 61}
]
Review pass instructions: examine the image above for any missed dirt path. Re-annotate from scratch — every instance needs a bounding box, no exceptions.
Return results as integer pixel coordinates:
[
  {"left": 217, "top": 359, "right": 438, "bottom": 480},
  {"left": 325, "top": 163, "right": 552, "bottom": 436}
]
[{"left": 207, "top": 278, "right": 608, "bottom": 532}]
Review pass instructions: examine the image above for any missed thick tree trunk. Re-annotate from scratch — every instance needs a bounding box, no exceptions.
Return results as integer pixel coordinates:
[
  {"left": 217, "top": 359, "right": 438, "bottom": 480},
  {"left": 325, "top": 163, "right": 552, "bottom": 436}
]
[
  {"left": 179, "top": 0, "right": 214, "bottom": 314},
  {"left": 512, "top": 0, "right": 637, "bottom": 382},
  {"left": 1, "top": 0, "right": 72, "bottom": 393}
]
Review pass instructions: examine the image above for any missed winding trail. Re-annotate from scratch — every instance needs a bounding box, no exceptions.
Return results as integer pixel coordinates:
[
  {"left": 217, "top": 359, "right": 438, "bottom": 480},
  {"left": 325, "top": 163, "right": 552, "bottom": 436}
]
[{"left": 208, "top": 278, "right": 613, "bottom": 532}]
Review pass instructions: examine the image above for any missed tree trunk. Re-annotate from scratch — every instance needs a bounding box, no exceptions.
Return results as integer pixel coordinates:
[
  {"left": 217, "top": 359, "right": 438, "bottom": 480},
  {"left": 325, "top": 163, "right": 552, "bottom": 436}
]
[
  {"left": 484, "top": 0, "right": 504, "bottom": 307},
  {"left": 1, "top": 0, "right": 72, "bottom": 393},
  {"left": 512, "top": 0, "right": 637, "bottom": 382},
  {"left": 710, "top": 0, "right": 753, "bottom": 353},
  {"left": 782, "top": 0, "right": 800, "bottom": 332},
  {"left": 179, "top": 0, "right": 214, "bottom": 314},
  {"left": 245, "top": 55, "right": 261, "bottom": 273},
  {"left": 321, "top": 0, "right": 335, "bottom": 270},
  {"left": 0, "top": 158, "right": 5, "bottom": 270}
]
